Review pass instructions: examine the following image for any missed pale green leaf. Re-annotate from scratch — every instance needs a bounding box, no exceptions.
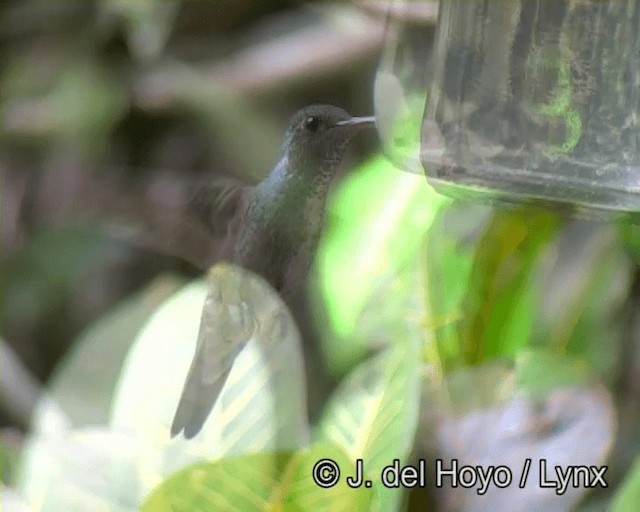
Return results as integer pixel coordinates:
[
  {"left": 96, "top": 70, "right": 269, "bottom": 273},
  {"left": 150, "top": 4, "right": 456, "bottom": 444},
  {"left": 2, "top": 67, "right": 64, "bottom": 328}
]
[
  {"left": 316, "top": 346, "right": 421, "bottom": 512},
  {"left": 142, "top": 445, "right": 372, "bottom": 512},
  {"left": 315, "top": 156, "right": 448, "bottom": 372}
]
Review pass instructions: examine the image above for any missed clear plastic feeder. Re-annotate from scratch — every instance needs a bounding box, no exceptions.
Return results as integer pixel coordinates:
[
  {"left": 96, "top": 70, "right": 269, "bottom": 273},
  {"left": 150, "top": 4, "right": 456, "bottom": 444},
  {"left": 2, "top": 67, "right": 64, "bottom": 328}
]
[{"left": 375, "top": 0, "right": 640, "bottom": 217}]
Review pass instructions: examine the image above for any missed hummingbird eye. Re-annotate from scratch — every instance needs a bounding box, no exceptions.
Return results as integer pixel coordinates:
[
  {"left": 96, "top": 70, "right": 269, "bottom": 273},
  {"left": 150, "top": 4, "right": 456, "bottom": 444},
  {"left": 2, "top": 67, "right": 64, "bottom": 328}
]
[{"left": 303, "top": 115, "right": 321, "bottom": 133}]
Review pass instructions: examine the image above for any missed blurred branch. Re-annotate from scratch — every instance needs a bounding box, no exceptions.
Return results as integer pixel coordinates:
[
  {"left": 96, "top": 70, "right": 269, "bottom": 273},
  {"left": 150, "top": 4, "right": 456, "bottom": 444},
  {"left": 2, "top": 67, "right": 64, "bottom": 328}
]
[
  {"left": 133, "top": 4, "right": 386, "bottom": 107},
  {"left": 355, "top": 0, "right": 439, "bottom": 25}
]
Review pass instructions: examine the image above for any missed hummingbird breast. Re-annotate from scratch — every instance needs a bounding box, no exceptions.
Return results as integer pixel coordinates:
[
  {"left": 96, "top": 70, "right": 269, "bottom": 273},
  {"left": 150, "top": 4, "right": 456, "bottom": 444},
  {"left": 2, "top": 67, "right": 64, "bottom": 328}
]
[{"left": 231, "top": 169, "right": 328, "bottom": 296}]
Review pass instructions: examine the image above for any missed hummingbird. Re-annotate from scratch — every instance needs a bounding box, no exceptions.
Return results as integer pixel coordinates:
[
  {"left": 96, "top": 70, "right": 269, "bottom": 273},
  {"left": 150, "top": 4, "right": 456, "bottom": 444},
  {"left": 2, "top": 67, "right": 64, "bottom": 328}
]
[{"left": 170, "top": 104, "right": 376, "bottom": 438}]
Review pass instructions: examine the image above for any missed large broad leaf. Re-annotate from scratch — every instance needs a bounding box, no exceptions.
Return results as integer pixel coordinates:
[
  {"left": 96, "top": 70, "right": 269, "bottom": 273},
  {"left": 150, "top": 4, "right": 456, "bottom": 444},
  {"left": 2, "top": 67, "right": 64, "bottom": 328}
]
[
  {"left": 142, "top": 444, "right": 372, "bottom": 512},
  {"left": 316, "top": 344, "right": 422, "bottom": 512},
  {"left": 17, "top": 428, "right": 146, "bottom": 512},
  {"left": 312, "top": 157, "right": 442, "bottom": 511},
  {"left": 38, "top": 275, "right": 185, "bottom": 431},
  {"left": 315, "top": 156, "right": 448, "bottom": 373},
  {"left": 15, "top": 277, "right": 184, "bottom": 511}
]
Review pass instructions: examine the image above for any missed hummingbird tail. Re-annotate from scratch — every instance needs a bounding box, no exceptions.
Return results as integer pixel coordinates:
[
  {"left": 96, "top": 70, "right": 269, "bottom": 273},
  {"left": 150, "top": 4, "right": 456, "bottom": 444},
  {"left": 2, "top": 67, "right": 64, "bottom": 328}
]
[{"left": 170, "top": 356, "right": 231, "bottom": 439}]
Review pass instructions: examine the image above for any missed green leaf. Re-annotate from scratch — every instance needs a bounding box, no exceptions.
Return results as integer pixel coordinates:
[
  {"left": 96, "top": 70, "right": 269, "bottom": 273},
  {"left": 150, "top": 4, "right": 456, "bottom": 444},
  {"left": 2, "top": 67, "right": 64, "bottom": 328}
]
[
  {"left": 0, "top": 436, "right": 19, "bottom": 486},
  {"left": 142, "top": 445, "right": 372, "bottom": 512},
  {"left": 424, "top": 203, "right": 489, "bottom": 368},
  {"left": 48, "top": 64, "right": 128, "bottom": 151},
  {"left": 620, "top": 221, "right": 640, "bottom": 262},
  {"left": 515, "top": 349, "right": 592, "bottom": 398},
  {"left": 315, "top": 156, "right": 448, "bottom": 373},
  {"left": 456, "top": 207, "right": 563, "bottom": 363},
  {"left": 316, "top": 346, "right": 422, "bottom": 512},
  {"left": 611, "top": 458, "right": 640, "bottom": 512},
  {"left": 561, "top": 240, "right": 630, "bottom": 375},
  {"left": 42, "top": 275, "right": 185, "bottom": 430}
]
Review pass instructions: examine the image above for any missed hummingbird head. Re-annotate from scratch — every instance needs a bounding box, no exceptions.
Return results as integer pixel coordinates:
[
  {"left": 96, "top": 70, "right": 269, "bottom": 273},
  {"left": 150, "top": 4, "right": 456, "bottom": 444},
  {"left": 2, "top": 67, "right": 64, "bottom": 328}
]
[{"left": 282, "top": 104, "right": 376, "bottom": 176}]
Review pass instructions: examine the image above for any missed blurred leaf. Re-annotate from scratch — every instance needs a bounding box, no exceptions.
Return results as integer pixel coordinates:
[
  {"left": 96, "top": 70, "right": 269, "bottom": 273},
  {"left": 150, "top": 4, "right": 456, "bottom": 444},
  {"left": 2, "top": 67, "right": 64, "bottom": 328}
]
[
  {"left": 424, "top": 204, "right": 490, "bottom": 368},
  {"left": 316, "top": 156, "right": 448, "bottom": 372},
  {"left": 317, "top": 345, "right": 422, "bottom": 512},
  {"left": 4, "top": 228, "right": 116, "bottom": 324},
  {"left": 7, "top": 228, "right": 113, "bottom": 285},
  {"left": 3, "top": 54, "right": 127, "bottom": 152},
  {"left": 620, "top": 221, "right": 640, "bottom": 262},
  {"left": 15, "top": 277, "right": 186, "bottom": 510},
  {"left": 0, "top": 434, "right": 20, "bottom": 486},
  {"left": 2, "top": 48, "right": 62, "bottom": 98},
  {"left": 1, "top": 484, "right": 31, "bottom": 512},
  {"left": 534, "top": 222, "right": 631, "bottom": 378},
  {"left": 142, "top": 444, "right": 372, "bottom": 512},
  {"left": 39, "top": 275, "right": 185, "bottom": 430},
  {"left": 561, "top": 241, "right": 630, "bottom": 374},
  {"left": 457, "top": 208, "right": 563, "bottom": 363},
  {"left": 354, "top": 248, "right": 428, "bottom": 358},
  {"left": 515, "top": 349, "right": 592, "bottom": 398},
  {"left": 17, "top": 428, "right": 145, "bottom": 512},
  {"left": 102, "top": 0, "right": 179, "bottom": 62},
  {"left": 144, "top": 68, "right": 282, "bottom": 182},
  {"left": 611, "top": 458, "right": 640, "bottom": 512},
  {"left": 48, "top": 63, "right": 128, "bottom": 151},
  {"left": 421, "top": 363, "right": 516, "bottom": 418}
]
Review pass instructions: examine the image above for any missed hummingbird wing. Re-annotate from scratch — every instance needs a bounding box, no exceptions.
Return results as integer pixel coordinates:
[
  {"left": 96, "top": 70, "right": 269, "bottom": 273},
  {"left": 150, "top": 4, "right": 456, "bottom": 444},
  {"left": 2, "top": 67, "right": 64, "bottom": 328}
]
[
  {"left": 171, "top": 264, "right": 257, "bottom": 438},
  {"left": 70, "top": 170, "right": 250, "bottom": 269},
  {"left": 187, "top": 177, "right": 247, "bottom": 237},
  {"left": 184, "top": 177, "right": 251, "bottom": 263}
]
